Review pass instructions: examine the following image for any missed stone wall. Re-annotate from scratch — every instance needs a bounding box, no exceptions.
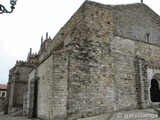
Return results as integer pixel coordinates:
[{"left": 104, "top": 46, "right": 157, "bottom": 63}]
[
  {"left": 112, "top": 3, "right": 160, "bottom": 45},
  {"left": 66, "top": 2, "right": 160, "bottom": 119},
  {"left": 28, "top": 50, "right": 69, "bottom": 120},
  {"left": 111, "top": 36, "right": 160, "bottom": 110},
  {"left": 81, "top": 1, "right": 160, "bottom": 46},
  {"left": 21, "top": 1, "right": 160, "bottom": 120},
  {"left": 66, "top": 34, "right": 160, "bottom": 120},
  {"left": 111, "top": 36, "right": 139, "bottom": 111},
  {"left": 67, "top": 2, "right": 114, "bottom": 119},
  {"left": 0, "top": 97, "right": 5, "bottom": 111},
  {"left": 27, "top": 2, "right": 88, "bottom": 119},
  {"left": 6, "top": 63, "right": 34, "bottom": 114}
]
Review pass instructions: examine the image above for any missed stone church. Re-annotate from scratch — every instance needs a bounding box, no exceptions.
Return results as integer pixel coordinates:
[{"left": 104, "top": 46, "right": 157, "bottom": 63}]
[{"left": 5, "top": 1, "right": 160, "bottom": 120}]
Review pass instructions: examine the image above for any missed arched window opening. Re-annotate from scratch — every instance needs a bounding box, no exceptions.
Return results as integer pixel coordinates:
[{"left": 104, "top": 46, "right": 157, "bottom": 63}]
[
  {"left": 146, "top": 33, "right": 150, "bottom": 42},
  {"left": 150, "top": 79, "right": 160, "bottom": 102}
]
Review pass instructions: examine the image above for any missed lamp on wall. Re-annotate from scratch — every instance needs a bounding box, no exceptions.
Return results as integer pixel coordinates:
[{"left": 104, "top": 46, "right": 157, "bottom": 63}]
[{"left": 0, "top": 0, "right": 17, "bottom": 14}]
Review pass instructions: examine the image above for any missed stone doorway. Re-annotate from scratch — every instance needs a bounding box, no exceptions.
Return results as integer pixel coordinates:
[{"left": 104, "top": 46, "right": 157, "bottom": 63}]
[
  {"left": 28, "top": 78, "right": 38, "bottom": 118},
  {"left": 150, "top": 79, "right": 160, "bottom": 102},
  {"left": 33, "top": 79, "right": 38, "bottom": 117},
  {"left": 140, "top": 61, "right": 160, "bottom": 107}
]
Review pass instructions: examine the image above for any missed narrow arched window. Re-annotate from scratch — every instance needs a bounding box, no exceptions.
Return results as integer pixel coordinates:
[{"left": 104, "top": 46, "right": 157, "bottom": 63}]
[{"left": 146, "top": 33, "right": 150, "bottom": 43}]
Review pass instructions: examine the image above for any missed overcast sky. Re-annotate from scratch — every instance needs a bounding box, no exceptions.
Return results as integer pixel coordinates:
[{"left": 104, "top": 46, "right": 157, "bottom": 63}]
[{"left": 0, "top": 0, "right": 160, "bottom": 84}]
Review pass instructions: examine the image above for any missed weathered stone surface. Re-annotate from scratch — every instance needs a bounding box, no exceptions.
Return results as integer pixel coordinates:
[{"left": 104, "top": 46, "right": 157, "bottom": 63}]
[
  {"left": 5, "top": 53, "right": 38, "bottom": 115},
  {"left": 0, "top": 98, "right": 5, "bottom": 111},
  {"left": 6, "top": 1, "right": 160, "bottom": 120}
]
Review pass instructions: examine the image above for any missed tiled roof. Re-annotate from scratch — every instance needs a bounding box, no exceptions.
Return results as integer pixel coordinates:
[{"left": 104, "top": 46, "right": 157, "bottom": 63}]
[{"left": 0, "top": 84, "right": 7, "bottom": 90}]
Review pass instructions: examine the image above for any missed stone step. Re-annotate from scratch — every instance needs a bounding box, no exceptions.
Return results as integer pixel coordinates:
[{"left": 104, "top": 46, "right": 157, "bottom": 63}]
[{"left": 11, "top": 109, "right": 23, "bottom": 116}]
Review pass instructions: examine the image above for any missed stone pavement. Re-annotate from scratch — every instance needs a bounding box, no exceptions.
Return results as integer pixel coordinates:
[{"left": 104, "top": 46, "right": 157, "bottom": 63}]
[
  {"left": 78, "top": 108, "right": 160, "bottom": 120},
  {"left": 1, "top": 108, "right": 160, "bottom": 120},
  {"left": 0, "top": 112, "right": 40, "bottom": 120}
]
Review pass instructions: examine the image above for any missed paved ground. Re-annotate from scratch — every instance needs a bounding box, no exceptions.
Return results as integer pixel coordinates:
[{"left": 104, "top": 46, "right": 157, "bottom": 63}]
[
  {"left": 1, "top": 108, "right": 160, "bottom": 120},
  {"left": 0, "top": 112, "right": 40, "bottom": 120},
  {"left": 78, "top": 108, "right": 160, "bottom": 120}
]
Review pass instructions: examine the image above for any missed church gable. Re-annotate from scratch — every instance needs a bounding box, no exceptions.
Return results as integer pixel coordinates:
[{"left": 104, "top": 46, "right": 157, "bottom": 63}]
[{"left": 112, "top": 3, "right": 160, "bottom": 45}]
